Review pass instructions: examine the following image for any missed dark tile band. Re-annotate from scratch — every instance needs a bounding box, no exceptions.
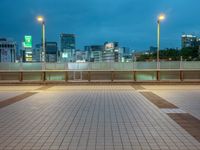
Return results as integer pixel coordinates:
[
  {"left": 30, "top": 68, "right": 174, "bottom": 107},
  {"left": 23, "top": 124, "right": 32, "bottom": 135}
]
[
  {"left": 140, "top": 91, "right": 178, "bottom": 108},
  {"left": 0, "top": 92, "right": 37, "bottom": 108},
  {"left": 168, "top": 113, "right": 200, "bottom": 142}
]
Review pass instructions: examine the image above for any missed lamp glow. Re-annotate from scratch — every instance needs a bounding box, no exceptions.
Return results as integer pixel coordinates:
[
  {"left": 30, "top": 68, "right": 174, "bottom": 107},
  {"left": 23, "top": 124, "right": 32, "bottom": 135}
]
[
  {"left": 37, "top": 16, "right": 44, "bottom": 22},
  {"left": 158, "top": 14, "right": 165, "bottom": 21}
]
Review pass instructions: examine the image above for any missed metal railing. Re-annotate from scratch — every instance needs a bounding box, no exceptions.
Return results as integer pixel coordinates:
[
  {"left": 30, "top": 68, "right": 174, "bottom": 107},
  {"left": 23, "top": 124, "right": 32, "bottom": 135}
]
[
  {"left": 0, "top": 61, "right": 200, "bottom": 70},
  {"left": 0, "top": 62, "right": 200, "bottom": 83}
]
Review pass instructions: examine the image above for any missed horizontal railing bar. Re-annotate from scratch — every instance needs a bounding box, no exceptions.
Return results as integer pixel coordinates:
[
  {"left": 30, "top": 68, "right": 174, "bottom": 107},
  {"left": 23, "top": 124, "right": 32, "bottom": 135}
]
[{"left": 1, "top": 69, "right": 200, "bottom": 72}]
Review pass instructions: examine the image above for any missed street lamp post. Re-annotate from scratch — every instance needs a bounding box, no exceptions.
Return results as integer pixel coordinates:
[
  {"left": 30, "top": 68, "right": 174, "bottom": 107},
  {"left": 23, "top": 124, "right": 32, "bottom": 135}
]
[
  {"left": 37, "top": 16, "right": 46, "bottom": 62},
  {"left": 157, "top": 14, "right": 165, "bottom": 69}
]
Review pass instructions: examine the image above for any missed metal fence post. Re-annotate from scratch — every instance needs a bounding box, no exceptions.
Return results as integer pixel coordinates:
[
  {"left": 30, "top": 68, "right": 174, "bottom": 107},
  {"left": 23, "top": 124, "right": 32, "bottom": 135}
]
[
  {"left": 19, "top": 72, "right": 23, "bottom": 82},
  {"left": 180, "top": 70, "right": 184, "bottom": 82},
  {"left": 157, "top": 71, "right": 160, "bottom": 81},
  {"left": 111, "top": 71, "right": 114, "bottom": 82},
  {"left": 65, "top": 71, "right": 68, "bottom": 82},
  {"left": 133, "top": 71, "right": 136, "bottom": 82},
  {"left": 88, "top": 71, "right": 91, "bottom": 82}
]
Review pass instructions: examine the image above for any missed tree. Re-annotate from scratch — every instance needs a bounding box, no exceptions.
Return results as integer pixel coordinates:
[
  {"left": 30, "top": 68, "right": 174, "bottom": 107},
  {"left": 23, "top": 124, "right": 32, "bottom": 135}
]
[
  {"left": 137, "top": 46, "right": 200, "bottom": 61},
  {"left": 180, "top": 46, "right": 199, "bottom": 61},
  {"left": 159, "top": 49, "right": 180, "bottom": 61},
  {"left": 137, "top": 49, "right": 180, "bottom": 61}
]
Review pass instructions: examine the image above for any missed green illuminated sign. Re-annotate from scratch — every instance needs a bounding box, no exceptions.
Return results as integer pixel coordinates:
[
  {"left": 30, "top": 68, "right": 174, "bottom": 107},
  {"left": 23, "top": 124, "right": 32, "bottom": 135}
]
[{"left": 23, "top": 36, "right": 32, "bottom": 48}]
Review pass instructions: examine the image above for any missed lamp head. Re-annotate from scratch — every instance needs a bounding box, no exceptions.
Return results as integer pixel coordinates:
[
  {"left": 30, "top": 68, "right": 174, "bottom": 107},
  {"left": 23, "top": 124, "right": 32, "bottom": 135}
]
[
  {"left": 37, "top": 16, "right": 44, "bottom": 23},
  {"left": 158, "top": 14, "right": 165, "bottom": 21}
]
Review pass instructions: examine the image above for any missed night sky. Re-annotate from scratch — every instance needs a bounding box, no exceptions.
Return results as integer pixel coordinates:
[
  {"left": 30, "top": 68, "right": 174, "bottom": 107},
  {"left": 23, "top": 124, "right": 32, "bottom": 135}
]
[{"left": 0, "top": 0, "right": 199, "bottom": 50}]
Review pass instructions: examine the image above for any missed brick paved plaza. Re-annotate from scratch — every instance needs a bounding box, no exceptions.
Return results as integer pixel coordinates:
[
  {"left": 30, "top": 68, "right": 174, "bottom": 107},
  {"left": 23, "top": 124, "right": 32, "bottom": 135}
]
[{"left": 0, "top": 85, "right": 200, "bottom": 150}]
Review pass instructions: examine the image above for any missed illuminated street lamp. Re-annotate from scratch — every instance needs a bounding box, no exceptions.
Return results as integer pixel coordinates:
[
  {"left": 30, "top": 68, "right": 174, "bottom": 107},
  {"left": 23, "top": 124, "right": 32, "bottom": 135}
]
[
  {"left": 157, "top": 14, "right": 165, "bottom": 68},
  {"left": 37, "top": 16, "right": 46, "bottom": 62}
]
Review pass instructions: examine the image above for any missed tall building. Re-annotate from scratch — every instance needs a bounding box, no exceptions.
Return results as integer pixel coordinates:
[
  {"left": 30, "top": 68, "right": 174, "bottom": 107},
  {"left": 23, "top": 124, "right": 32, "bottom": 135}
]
[
  {"left": 75, "top": 50, "right": 86, "bottom": 62},
  {"left": 181, "top": 34, "right": 199, "bottom": 48},
  {"left": 60, "top": 34, "right": 76, "bottom": 62},
  {"left": 15, "top": 45, "right": 21, "bottom": 62},
  {"left": 46, "top": 42, "right": 58, "bottom": 62},
  {"left": 119, "top": 47, "right": 131, "bottom": 62},
  {"left": 102, "top": 42, "right": 119, "bottom": 62},
  {"left": 0, "top": 38, "right": 16, "bottom": 62},
  {"left": 22, "top": 36, "right": 33, "bottom": 62},
  {"left": 32, "top": 44, "right": 42, "bottom": 62},
  {"left": 84, "top": 45, "right": 103, "bottom": 62}
]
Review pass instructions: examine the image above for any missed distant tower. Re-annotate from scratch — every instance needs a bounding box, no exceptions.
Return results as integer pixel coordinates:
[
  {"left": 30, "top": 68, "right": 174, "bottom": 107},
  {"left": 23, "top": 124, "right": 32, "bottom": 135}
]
[
  {"left": 181, "top": 34, "right": 199, "bottom": 48},
  {"left": 102, "top": 42, "right": 119, "bottom": 62},
  {"left": 0, "top": 38, "right": 16, "bottom": 62},
  {"left": 45, "top": 42, "right": 58, "bottom": 62},
  {"left": 84, "top": 45, "right": 104, "bottom": 62},
  {"left": 60, "top": 34, "right": 76, "bottom": 62}
]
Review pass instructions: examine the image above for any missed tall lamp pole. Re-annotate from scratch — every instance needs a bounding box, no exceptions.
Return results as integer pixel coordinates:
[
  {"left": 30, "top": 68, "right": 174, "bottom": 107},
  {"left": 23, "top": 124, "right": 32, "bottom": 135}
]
[
  {"left": 157, "top": 14, "right": 165, "bottom": 69},
  {"left": 37, "top": 16, "right": 46, "bottom": 62}
]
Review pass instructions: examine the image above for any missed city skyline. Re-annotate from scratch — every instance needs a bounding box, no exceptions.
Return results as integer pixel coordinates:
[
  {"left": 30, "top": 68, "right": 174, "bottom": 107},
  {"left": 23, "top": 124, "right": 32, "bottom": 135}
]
[{"left": 0, "top": 0, "right": 200, "bottom": 50}]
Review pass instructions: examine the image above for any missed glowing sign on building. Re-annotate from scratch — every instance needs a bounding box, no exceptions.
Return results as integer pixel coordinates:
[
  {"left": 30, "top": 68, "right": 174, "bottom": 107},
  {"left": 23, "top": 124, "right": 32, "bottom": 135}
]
[
  {"left": 23, "top": 36, "right": 32, "bottom": 48},
  {"left": 105, "top": 43, "right": 114, "bottom": 50}
]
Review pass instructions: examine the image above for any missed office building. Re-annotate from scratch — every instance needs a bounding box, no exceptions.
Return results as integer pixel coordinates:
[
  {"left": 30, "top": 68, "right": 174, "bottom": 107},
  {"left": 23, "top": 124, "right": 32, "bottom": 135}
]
[
  {"left": 181, "top": 34, "right": 200, "bottom": 48},
  {"left": 119, "top": 47, "right": 132, "bottom": 62},
  {"left": 60, "top": 34, "right": 76, "bottom": 62},
  {"left": 46, "top": 42, "right": 58, "bottom": 62},
  {"left": 21, "top": 36, "right": 33, "bottom": 62},
  {"left": 22, "top": 49, "right": 33, "bottom": 62},
  {"left": 84, "top": 45, "right": 103, "bottom": 62},
  {"left": 75, "top": 50, "right": 86, "bottom": 62},
  {"left": 15, "top": 45, "right": 21, "bottom": 62},
  {"left": 0, "top": 38, "right": 16, "bottom": 62},
  {"left": 32, "top": 44, "right": 42, "bottom": 62},
  {"left": 102, "top": 42, "right": 119, "bottom": 62}
]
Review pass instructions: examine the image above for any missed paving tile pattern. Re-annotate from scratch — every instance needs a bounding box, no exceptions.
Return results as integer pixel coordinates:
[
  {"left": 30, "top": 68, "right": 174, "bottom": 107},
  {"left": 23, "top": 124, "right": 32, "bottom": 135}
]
[
  {"left": 168, "top": 113, "right": 200, "bottom": 142},
  {"left": 160, "top": 108, "right": 186, "bottom": 114},
  {"left": 150, "top": 90, "right": 200, "bottom": 120},
  {"left": 141, "top": 85, "right": 200, "bottom": 120},
  {"left": 0, "top": 86, "right": 199, "bottom": 150},
  {"left": 138, "top": 87, "right": 200, "bottom": 144},
  {"left": 47, "top": 85, "right": 134, "bottom": 91}
]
